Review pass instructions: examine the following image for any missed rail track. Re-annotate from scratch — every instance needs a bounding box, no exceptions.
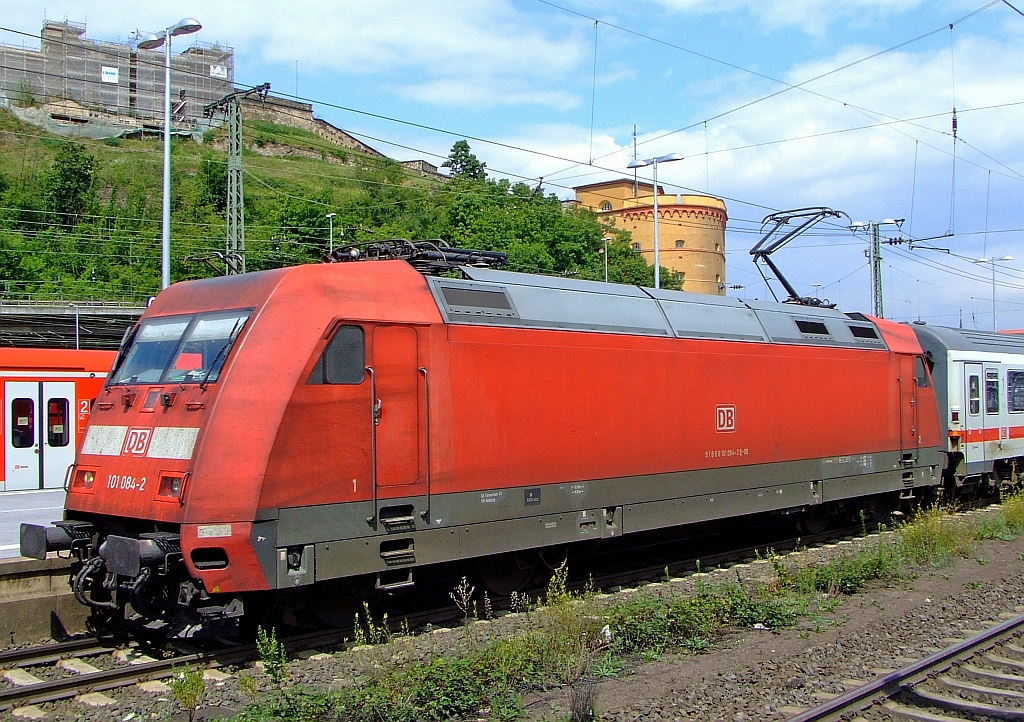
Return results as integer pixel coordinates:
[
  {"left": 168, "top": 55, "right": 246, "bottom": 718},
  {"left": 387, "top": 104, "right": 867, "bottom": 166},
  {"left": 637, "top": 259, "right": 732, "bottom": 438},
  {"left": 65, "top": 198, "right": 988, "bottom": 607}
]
[
  {"left": 0, "top": 500, "right": 1000, "bottom": 713},
  {"left": 788, "top": 610, "right": 1024, "bottom": 721},
  {"left": 0, "top": 519, "right": 873, "bottom": 712}
]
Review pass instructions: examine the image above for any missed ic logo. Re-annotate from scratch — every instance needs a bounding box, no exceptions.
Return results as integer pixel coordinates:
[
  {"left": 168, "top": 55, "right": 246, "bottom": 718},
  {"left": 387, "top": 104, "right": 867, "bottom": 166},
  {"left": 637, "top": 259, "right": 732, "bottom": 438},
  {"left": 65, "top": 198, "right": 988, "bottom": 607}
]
[
  {"left": 122, "top": 427, "right": 153, "bottom": 456},
  {"left": 716, "top": 405, "right": 736, "bottom": 433}
]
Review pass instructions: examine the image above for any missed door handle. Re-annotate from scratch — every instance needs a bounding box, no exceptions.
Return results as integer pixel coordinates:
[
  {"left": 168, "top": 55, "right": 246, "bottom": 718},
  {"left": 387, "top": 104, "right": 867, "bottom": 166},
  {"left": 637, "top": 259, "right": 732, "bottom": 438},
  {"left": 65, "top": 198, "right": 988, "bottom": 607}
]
[{"left": 373, "top": 399, "right": 382, "bottom": 426}]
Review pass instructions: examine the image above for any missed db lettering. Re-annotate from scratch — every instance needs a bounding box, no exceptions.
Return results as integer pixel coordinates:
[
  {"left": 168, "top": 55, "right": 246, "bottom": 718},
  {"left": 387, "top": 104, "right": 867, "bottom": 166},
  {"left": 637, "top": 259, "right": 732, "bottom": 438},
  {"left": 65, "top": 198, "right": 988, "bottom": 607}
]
[
  {"left": 716, "top": 405, "right": 736, "bottom": 433},
  {"left": 122, "top": 427, "right": 152, "bottom": 456}
]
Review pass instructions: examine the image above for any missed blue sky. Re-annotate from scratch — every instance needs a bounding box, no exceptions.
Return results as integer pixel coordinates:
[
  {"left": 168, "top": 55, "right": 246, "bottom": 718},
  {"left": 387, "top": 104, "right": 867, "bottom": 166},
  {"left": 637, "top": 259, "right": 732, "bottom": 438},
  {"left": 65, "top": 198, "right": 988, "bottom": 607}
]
[{"left": 3, "top": 0, "right": 1024, "bottom": 329}]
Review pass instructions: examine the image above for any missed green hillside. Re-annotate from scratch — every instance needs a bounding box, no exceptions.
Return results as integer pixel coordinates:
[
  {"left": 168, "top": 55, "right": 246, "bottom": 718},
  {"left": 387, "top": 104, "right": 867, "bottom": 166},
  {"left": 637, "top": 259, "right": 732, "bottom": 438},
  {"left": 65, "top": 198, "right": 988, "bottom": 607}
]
[{"left": 0, "top": 110, "right": 663, "bottom": 302}]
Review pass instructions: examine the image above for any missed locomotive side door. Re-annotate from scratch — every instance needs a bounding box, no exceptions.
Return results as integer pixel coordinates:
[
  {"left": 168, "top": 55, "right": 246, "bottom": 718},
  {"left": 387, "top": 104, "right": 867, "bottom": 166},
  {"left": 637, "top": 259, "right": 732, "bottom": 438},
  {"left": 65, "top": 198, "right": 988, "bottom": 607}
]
[
  {"left": 5, "top": 381, "right": 41, "bottom": 491},
  {"left": 371, "top": 325, "right": 422, "bottom": 488},
  {"left": 964, "top": 362, "right": 984, "bottom": 465}
]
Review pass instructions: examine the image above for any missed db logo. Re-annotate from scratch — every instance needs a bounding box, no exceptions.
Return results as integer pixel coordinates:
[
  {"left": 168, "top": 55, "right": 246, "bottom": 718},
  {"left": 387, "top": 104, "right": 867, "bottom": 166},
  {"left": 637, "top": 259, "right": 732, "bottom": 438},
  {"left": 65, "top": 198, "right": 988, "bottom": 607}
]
[
  {"left": 122, "top": 427, "right": 153, "bottom": 456},
  {"left": 715, "top": 405, "right": 736, "bottom": 433}
]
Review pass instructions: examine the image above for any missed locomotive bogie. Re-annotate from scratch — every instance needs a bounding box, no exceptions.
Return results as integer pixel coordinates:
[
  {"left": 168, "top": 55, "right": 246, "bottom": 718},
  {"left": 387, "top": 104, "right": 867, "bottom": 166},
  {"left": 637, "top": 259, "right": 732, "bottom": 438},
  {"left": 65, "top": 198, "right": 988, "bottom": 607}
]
[{"left": 23, "top": 261, "right": 953, "bottom": 634}]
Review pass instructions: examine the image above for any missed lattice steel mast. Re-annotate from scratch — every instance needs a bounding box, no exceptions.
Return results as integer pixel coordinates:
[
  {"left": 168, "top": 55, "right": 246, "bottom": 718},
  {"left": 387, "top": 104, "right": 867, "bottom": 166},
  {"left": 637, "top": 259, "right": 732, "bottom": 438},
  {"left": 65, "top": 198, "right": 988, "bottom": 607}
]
[{"left": 204, "top": 83, "right": 270, "bottom": 275}]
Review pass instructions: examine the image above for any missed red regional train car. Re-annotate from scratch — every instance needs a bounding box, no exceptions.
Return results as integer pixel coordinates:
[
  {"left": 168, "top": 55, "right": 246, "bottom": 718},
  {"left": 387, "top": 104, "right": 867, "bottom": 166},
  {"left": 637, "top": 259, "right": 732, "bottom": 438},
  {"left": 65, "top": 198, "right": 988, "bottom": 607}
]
[
  {"left": 22, "top": 261, "right": 943, "bottom": 635},
  {"left": 0, "top": 348, "right": 113, "bottom": 492}
]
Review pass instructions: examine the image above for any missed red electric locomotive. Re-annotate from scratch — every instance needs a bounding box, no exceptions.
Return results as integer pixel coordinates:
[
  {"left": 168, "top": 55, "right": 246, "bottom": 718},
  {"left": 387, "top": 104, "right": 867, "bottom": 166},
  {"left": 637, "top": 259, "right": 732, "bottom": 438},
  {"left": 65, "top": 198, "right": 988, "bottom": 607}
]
[{"left": 22, "top": 254, "right": 943, "bottom": 635}]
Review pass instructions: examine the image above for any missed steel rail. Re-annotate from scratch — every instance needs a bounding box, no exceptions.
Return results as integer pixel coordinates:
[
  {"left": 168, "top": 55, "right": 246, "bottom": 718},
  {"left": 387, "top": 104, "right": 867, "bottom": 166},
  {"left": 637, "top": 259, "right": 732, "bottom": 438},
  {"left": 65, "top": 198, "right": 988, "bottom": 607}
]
[
  {"left": 0, "top": 627, "right": 351, "bottom": 711},
  {"left": 786, "top": 610, "right": 1024, "bottom": 722},
  {"left": 0, "top": 637, "right": 110, "bottom": 668}
]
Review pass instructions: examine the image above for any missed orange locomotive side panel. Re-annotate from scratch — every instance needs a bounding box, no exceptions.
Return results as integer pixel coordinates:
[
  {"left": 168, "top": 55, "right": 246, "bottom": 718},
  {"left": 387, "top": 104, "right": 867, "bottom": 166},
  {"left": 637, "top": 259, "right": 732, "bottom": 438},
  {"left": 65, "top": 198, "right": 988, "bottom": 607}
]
[{"left": 54, "top": 260, "right": 946, "bottom": 609}]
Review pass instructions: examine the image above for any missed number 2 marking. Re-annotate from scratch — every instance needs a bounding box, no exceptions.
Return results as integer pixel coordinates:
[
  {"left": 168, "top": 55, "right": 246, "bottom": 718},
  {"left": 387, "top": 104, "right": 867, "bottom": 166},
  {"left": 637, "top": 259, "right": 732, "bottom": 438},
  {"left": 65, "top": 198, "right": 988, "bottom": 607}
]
[{"left": 79, "top": 400, "right": 89, "bottom": 415}]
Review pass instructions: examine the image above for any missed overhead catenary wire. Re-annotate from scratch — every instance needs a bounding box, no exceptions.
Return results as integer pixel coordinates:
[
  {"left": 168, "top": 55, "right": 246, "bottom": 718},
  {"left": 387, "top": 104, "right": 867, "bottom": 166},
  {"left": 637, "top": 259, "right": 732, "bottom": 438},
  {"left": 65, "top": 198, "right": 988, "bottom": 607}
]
[{"left": 533, "top": 0, "right": 1003, "bottom": 180}]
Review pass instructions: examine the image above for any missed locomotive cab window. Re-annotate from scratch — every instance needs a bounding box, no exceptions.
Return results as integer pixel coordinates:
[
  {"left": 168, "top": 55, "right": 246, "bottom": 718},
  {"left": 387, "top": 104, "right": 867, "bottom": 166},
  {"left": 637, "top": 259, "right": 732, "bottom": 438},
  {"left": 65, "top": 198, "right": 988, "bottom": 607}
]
[
  {"left": 1009, "top": 371, "right": 1024, "bottom": 413},
  {"left": 309, "top": 325, "right": 364, "bottom": 385},
  {"left": 109, "top": 310, "right": 251, "bottom": 385},
  {"left": 968, "top": 375, "right": 980, "bottom": 415},
  {"left": 986, "top": 371, "right": 1000, "bottom": 415},
  {"left": 11, "top": 398, "right": 33, "bottom": 448},
  {"left": 914, "top": 356, "right": 930, "bottom": 388}
]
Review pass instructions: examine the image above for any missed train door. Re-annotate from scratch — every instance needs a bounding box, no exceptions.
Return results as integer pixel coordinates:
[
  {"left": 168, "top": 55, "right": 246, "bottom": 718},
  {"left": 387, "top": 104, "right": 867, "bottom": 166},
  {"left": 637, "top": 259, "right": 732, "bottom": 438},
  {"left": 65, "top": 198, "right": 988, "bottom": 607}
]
[
  {"left": 5, "top": 381, "right": 40, "bottom": 491},
  {"left": 3, "top": 381, "right": 76, "bottom": 491},
  {"left": 964, "top": 362, "right": 984, "bottom": 464},
  {"left": 41, "top": 382, "right": 75, "bottom": 489},
  {"left": 898, "top": 355, "right": 918, "bottom": 463},
  {"left": 371, "top": 325, "right": 421, "bottom": 488}
]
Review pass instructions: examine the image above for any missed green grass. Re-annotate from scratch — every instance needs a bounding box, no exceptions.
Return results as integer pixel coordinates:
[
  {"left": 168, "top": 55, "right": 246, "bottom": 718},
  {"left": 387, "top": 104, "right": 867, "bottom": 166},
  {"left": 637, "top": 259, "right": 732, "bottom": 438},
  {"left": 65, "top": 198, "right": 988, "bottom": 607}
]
[{"left": 232, "top": 497, "right": 1024, "bottom": 722}]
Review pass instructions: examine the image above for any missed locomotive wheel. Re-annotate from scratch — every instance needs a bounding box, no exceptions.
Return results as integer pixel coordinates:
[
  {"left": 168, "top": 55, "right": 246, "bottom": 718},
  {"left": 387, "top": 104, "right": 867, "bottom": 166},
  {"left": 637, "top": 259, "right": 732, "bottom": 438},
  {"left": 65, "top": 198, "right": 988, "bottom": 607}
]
[
  {"left": 867, "top": 493, "right": 900, "bottom": 524},
  {"left": 475, "top": 552, "right": 538, "bottom": 596},
  {"left": 798, "top": 505, "right": 831, "bottom": 535},
  {"left": 306, "top": 578, "right": 375, "bottom": 628}
]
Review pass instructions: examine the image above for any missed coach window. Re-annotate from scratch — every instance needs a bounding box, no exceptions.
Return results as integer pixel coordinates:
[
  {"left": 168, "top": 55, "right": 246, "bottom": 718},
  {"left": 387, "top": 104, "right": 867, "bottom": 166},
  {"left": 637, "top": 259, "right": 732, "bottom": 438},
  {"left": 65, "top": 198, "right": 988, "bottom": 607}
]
[
  {"left": 986, "top": 371, "right": 1000, "bottom": 415},
  {"left": 308, "top": 325, "right": 365, "bottom": 384},
  {"left": 914, "top": 356, "right": 930, "bottom": 387},
  {"left": 11, "top": 398, "right": 34, "bottom": 448},
  {"left": 968, "top": 375, "right": 981, "bottom": 415},
  {"left": 47, "top": 399, "right": 70, "bottom": 447},
  {"left": 1009, "top": 371, "right": 1024, "bottom": 413}
]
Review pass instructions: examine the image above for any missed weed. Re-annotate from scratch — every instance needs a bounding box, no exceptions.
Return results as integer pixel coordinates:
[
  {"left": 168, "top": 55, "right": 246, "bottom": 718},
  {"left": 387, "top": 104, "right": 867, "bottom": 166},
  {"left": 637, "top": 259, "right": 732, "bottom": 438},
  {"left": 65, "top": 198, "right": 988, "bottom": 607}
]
[
  {"left": 682, "top": 636, "right": 711, "bottom": 652},
  {"left": 170, "top": 664, "right": 205, "bottom": 722},
  {"left": 590, "top": 652, "right": 623, "bottom": 677},
  {"left": 966, "top": 581, "right": 983, "bottom": 589},
  {"left": 450, "top": 576, "right": 476, "bottom": 623},
  {"left": 545, "top": 559, "right": 570, "bottom": 605},
  {"left": 490, "top": 685, "right": 524, "bottom": 722},
  {"left": 568, "top": 682, "right": 597, "bottom": 722},
  {"left": 975, "top": 514, "right": 1014, "bottom": 541},
  {"left": 509, "top": 590, "right": 526, "bottom": 614},
  {"left": 1002, "top": 487, "right": 1024, "bottom": 532},
  {"left": 256, "top": 625, "right": 288, "bottom": 687},
  {"left": 353, "top": 602, "right": 391, "bottom": 646},
  {"left": 896, "top": 505, "right": 974, "bottom": 564},
  {"left": 238, "top": 673, "right": 259, "bottom": 706},
  {"left": 483, "top": 591, "right": 493, "bottom": 620},
  {"left": 976, "top": 557, "right": 990, "bottom": 565}
]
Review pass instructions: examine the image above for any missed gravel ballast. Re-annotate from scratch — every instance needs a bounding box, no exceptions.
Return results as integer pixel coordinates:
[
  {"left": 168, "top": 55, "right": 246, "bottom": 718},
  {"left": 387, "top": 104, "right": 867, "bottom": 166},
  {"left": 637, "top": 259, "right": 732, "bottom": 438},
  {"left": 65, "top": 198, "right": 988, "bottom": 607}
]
[{"left": 3, "top": 506, "right": 1024, "bottom": 721}]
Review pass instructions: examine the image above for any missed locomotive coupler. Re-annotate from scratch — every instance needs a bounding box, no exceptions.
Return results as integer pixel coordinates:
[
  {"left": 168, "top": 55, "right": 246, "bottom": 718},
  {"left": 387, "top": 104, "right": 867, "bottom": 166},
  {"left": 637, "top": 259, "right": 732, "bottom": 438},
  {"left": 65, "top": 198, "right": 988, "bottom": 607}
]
[{"left": 20, "top": 520, "right": 95, "bottom": 560}]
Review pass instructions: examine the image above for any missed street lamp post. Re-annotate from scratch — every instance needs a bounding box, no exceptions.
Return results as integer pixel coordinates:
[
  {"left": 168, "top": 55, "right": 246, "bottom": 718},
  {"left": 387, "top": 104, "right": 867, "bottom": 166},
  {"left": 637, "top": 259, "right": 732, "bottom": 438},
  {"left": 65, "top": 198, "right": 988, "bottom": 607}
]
[
  {"left": 973, "top": 255, "right": 1014, "bottom": 330},
  {"left": 627, "top": 154, "right": 683, "bottom": 289},
  {"left": 137, "top": 18, "right": 202, "bottom": 290},
  {"left": 601, "top": 236, "right": 611, "bottom": 283},
  {"left": 326, "top": 213, "right": 337, "bottom": 256}
]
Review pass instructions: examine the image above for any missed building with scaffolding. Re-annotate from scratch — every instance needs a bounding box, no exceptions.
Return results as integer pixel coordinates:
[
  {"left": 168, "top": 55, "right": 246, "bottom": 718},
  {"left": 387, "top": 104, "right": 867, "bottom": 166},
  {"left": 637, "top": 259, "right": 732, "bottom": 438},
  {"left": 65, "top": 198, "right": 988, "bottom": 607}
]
[{"left": 0, "top": 20, "right": 233, "bottom": 136}]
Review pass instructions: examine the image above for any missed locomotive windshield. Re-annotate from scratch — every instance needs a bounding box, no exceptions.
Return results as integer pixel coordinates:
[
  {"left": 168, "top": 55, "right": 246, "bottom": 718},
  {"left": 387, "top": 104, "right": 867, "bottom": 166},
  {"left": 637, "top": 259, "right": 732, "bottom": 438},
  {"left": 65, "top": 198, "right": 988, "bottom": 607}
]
[{"left": 110, "top": 310, "right": 251, "bottom": 385}]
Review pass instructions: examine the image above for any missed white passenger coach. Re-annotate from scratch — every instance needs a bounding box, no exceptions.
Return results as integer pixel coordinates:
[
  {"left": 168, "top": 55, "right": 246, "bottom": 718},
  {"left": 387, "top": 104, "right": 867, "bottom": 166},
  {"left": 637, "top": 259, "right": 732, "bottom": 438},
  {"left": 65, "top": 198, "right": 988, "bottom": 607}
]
[{"left": 912, "top": 324, "right": 1024, "bottom": 489}]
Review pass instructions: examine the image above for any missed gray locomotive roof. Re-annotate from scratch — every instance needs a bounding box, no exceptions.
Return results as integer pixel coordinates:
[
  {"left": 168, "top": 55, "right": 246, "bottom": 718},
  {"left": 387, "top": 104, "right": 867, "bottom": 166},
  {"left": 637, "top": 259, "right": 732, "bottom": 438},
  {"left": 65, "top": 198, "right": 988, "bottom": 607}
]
[
  {"left": 424, "top": 267, "right": 889, "bottom": 350},
  {"left": 911, "top": 323, "right": 1024, "bottom": 354}
]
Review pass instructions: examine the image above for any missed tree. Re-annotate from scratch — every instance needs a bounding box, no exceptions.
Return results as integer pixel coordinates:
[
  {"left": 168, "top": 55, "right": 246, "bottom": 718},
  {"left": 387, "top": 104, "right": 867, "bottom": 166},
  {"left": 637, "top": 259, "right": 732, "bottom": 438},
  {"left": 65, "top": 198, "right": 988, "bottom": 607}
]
[
  {"left": 442, "top": 140, "right": 486, "bottom": 180},
  {"left": 196, "top": 154, "right": 227, "bottom": 212},
  {"left": 41, "top": 143, "right": 95, "bottom": 228}
]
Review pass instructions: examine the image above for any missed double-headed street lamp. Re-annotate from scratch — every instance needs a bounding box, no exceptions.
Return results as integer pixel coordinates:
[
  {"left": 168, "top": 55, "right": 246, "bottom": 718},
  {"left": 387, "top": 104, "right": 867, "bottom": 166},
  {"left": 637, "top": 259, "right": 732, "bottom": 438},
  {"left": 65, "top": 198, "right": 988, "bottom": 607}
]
[
  {"left": 973, "top": 255, "right": 1014, "bottom": 331},
  {"left": 626, "top": 154, "right": 683, "bottom": 290},
  {"left": 137, "top": 18, "right": 203, "bottom": 290}
]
